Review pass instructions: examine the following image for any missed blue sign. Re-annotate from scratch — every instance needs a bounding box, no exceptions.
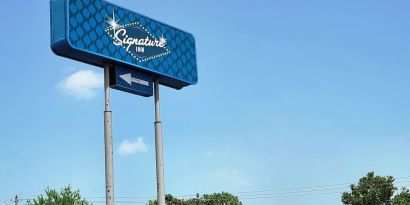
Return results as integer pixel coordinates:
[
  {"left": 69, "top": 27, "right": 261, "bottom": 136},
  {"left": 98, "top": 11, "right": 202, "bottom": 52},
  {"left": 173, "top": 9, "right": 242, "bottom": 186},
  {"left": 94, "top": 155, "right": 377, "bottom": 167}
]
[
  {"left": 50, "top": 0, "right": 198, "bottom": 89},
  {"left": 109, "top": 65, "right": 153, "bottom": 97}
]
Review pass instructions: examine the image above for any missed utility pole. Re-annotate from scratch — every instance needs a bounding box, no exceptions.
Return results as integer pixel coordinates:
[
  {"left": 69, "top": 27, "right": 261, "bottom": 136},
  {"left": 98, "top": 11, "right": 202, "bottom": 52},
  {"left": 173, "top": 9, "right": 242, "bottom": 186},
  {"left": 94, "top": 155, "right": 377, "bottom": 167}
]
[{"left": 14, "top": 195, "right": 18, "bottom": 205}]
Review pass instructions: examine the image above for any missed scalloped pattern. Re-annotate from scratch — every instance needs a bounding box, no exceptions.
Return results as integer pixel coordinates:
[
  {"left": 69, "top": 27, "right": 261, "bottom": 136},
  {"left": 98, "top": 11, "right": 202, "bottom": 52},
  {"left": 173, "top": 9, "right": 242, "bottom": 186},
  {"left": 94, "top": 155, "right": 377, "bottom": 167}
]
[{"left": 68, "top": 0, "right": 197, "bottom": 84}]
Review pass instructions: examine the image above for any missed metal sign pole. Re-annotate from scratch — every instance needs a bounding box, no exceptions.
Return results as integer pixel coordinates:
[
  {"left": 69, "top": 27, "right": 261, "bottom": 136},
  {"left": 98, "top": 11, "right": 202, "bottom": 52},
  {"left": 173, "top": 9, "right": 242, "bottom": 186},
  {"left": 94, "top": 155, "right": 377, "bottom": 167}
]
[
  {"left": 154, "top": 79, "right": 166, "bottom": 205},
  {"left": 51, "top": 3, "right": 197, "bottom": 205},
  {"left": 104, "top": 63, "right": 115, "bottom": 205}
]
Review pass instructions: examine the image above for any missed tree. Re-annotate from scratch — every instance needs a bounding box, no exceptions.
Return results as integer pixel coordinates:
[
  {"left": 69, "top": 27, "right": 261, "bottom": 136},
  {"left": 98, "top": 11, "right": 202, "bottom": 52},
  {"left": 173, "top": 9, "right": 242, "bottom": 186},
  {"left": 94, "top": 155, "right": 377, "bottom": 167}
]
[
  {"left": 148, "top": 192, "right": 242, "bottom": 205},
  {"left": 27, "top": 186, "right": 90, "bottom": 205},
  {"left": 342, "top": 172, "right": 396, "bottom": 205},
  {"left": 201, "top": 192, "right": 242, "bottom": 205},
  {"left": 392, "top": 188, "right": 410, "bottom": 205},
  {"left": 148, "top": 194, "right": 187, "bottom": 205}
]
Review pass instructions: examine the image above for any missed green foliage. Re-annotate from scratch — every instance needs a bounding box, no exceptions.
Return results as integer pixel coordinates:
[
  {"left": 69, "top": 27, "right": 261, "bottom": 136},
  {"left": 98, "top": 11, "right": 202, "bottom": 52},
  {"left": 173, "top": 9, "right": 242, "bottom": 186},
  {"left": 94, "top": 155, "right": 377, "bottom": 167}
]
[
  {"left": 27, "top": 186, "right": 90, "bottom": 205},
  {"left": 148, "top": 194, "right": 187, "bottom": 205},
  {"left": 148, "top": 192, "right": 242, "bottom": 205},
  {"left": 392, "top": 188, "right": 410, "bottom": 205},
  {"left": 201, "top": 192, "right": 242, "bottom": 205},
  {"left": 341, "top": 172, "right": 396, "bottom": 205}
]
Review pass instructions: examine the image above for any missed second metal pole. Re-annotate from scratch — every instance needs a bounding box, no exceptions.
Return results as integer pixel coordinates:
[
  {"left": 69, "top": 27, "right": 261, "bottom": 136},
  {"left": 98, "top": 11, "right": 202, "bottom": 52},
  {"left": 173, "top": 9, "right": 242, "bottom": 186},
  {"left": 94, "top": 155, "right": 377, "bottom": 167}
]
[
  {"left": 104, "top": 63, "right": 114, "bottom": 205},
  {"left": 154, "top": 79, "right": 166, "bottom": 205}
]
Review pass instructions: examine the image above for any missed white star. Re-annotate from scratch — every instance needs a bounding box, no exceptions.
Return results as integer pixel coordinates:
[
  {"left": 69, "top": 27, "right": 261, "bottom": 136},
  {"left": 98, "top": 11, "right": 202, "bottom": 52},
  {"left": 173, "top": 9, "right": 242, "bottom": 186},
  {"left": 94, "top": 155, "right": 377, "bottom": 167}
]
[
  {"left": 159, "top": 34, "right": 167, "bottom": 46},
  {"left": 106, "top": 11, "right": 120, "bottom": 31}
]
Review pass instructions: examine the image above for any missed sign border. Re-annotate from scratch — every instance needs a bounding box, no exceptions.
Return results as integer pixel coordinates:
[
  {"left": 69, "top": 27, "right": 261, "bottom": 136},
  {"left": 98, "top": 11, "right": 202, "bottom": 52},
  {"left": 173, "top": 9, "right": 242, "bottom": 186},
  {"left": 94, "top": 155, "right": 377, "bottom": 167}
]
[{"left": 50, "top": 0, "right": 198, "bottom": 89}]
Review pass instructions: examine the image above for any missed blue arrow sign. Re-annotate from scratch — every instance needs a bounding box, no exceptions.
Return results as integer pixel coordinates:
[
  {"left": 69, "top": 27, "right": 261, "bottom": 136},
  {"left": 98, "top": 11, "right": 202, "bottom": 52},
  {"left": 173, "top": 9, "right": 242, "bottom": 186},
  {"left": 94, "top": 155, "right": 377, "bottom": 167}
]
[
  {"left": 109, "top": 66, "right": 153, "bottom": 97},
  {"left": 50, "top": 0, "right": 198, "bottom": 90}
]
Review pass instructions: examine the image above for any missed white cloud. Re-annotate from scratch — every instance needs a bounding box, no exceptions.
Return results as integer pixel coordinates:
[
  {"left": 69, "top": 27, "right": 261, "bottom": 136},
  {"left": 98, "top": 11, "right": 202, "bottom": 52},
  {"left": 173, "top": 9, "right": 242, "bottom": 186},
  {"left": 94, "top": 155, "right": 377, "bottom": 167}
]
[
  {"left": 118, "top": 138, "right": 148, "bottom": 156},
  {"left": 205, "top": 150, "right": 215, "bottom": 157},
  {"left": 205, "top": 149, "right": 230, "bottom": 158},
  {"left": 57, "top": 69, "right": 103, "bottom": 100},
  {"left": 210, "top": 168, "right": 249, "bottom": 187}
]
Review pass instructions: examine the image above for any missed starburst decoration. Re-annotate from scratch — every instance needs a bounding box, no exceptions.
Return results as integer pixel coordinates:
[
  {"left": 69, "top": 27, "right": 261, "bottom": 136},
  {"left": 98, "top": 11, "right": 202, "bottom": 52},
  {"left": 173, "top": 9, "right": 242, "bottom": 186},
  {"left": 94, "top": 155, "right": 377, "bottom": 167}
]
[
  {"left": 106, "top": 11, "right": 120, "bottom": 31},
  {"left": 159, "top": 34, "right": 167, "bottom": 45}
]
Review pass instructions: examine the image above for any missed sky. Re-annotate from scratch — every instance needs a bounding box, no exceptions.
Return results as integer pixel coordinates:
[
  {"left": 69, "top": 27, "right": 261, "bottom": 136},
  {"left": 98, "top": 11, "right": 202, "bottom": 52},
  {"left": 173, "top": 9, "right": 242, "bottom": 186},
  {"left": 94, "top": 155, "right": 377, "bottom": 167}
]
[{"left": 1, "top": 0, "right": 410, "bottom": 205}]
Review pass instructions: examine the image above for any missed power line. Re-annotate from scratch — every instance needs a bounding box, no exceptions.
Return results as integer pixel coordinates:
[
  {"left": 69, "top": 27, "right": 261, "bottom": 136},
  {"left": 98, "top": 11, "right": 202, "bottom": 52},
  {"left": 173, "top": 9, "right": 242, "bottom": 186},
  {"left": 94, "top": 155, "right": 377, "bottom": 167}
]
[
  {"left": 235, "top": 180, "right": 410, "bottom": 198},
  {"left": 233, "top": 176, "right": 410, "bottom": 195},
  {"left": 88, "top": 200, "right": 147, "bottom": 204},
  {"left": 4, "top": 176, "right": 410, "bottom": 203},
  {"left": 6, "top": 186, "right": 410, "bottom": 205},
  {"left": 85, "top": 196, "right": 155, "bottom": 199},
  {"left": 239, "top": 186, "right": 410, "bottom": 200},
  {"left": 238, "top": 184, "right": 410, "bottom": 200},
  {"left": 240, "top": 190, "right": 345, "bottom": 200},
  {"left": 80, "top": 180, "right": 410, "bottom": 200}
]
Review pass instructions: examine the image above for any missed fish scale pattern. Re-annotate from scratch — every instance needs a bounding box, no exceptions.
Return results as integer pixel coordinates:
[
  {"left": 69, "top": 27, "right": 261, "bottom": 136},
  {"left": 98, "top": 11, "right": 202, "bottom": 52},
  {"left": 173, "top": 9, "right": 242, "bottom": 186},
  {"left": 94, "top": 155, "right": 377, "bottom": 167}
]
[{"left": 67, "top": 0, "right": 197, "bottom": 84}]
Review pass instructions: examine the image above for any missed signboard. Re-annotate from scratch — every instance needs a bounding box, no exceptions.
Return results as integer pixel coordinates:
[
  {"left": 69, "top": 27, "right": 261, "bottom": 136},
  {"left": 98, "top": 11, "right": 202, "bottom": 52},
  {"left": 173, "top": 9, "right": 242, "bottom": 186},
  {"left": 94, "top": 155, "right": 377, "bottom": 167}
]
[
  {"left": 50, "top": 0, "right": 198, "bottom": 89},
  {"left": 109, "top": 65, "right": 153, "bottom": 97}
]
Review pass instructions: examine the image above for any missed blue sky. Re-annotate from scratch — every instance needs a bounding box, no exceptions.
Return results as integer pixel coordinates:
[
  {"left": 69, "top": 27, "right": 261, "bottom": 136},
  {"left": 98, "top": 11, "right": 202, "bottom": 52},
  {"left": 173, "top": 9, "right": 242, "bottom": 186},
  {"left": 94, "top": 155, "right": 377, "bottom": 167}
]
[{"left": 1, "top": 0, "right": 410, "bottom": 205}]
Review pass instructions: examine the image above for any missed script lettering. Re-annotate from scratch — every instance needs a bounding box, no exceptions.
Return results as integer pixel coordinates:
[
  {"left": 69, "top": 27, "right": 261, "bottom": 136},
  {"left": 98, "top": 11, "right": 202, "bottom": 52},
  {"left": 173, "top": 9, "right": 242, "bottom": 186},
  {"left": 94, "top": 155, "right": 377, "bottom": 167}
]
[{"left": 113, "top": 28, "right": 167, "bottom": 53}]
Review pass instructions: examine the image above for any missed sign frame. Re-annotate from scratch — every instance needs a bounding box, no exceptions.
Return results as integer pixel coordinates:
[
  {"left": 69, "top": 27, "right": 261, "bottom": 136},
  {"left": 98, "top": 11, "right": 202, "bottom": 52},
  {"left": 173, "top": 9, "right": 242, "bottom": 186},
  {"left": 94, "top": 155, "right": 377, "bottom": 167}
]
[{"left": 50, "top": 0, "right": 198, "bottom": 90}]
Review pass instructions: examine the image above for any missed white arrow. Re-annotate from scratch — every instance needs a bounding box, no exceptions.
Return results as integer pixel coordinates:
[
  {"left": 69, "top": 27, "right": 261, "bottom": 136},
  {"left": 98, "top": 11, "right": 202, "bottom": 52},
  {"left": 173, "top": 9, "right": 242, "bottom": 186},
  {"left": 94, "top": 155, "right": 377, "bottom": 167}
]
[{"left": 120, "top": 73, "right": 149, "bottom": 86}]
